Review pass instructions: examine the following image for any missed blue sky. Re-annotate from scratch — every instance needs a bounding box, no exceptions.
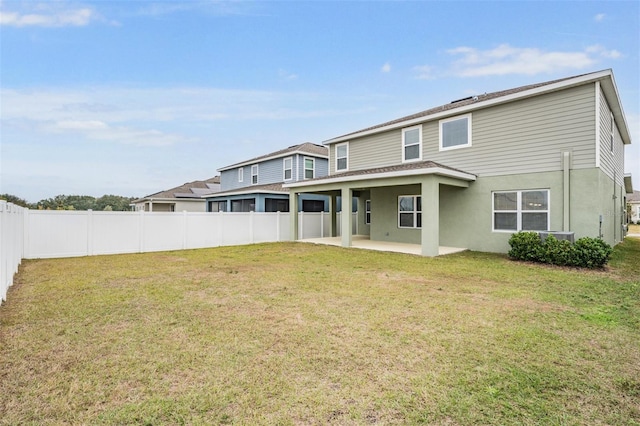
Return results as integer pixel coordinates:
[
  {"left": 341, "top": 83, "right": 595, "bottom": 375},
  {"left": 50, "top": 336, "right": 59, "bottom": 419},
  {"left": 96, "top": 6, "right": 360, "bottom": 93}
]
[{"left": 1, "top": 0, "right": 638, "bottom": 203}]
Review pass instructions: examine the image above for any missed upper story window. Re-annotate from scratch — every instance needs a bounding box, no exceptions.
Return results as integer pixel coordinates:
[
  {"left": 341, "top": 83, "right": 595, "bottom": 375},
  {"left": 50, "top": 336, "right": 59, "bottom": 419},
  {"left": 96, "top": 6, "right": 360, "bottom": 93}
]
[
  {"left": 336, "top": 143, "right": 348, "bottom": 172},
  {"left": 283, "top": 157, "right": 293, "bottom": 181},
  {"left": 610, "top": 113, "right": 615, "bottom": 152},
  {"left": 251, "top": 164, "right": 258, "bottom": 185},
  {"left": 402, "top": 125, "right": 422, "bottom": 162},
  {"left": 304, "top": 157, "right": 315, "bottom": 179},
  {"left": 238, "top": 167, "right": 244, "bottom": 183},
  {"left": 440, "top": 114, "right": 472, "bottom": 151},
  {"left": 493, "top": 189, "right": 549, "bottom": 232}
]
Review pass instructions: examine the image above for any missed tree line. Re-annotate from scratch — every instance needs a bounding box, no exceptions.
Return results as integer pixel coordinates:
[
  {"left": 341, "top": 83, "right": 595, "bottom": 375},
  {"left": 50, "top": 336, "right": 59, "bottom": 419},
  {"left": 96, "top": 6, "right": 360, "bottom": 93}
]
[{"left": 0, "top": 194, "right": 136, "bottom": 211}]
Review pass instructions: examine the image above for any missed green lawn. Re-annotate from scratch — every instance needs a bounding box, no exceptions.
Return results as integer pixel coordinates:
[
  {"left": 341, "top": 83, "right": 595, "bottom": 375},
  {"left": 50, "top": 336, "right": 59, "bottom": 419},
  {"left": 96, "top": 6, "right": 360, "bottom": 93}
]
[{"left": 1, "top": 239, "right": 639, "bottom": 425}]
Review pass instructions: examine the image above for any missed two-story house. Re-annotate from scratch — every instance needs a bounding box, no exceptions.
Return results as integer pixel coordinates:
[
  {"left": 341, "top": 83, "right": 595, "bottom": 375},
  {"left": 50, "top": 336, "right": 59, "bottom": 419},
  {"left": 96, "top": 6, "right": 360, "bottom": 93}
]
[
  {"left": 132, "top": 176, "right": 221, "bottom": 212},
  {"left": 205, "top": 143, "right": 332, "bottom": 213},
  {"left": 285, "top": 69, "right": 633, "bottom": 256}
]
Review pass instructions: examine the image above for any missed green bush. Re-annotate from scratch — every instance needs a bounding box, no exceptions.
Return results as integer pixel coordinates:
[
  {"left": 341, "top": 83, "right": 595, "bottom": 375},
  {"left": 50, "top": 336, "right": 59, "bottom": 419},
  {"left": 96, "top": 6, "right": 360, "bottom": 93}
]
[
  {"left": 508, "top": 232, "right": 612, "bottom": 269},
  {"left": 508, "top": 231, "right": 543, "bottom": 262}
]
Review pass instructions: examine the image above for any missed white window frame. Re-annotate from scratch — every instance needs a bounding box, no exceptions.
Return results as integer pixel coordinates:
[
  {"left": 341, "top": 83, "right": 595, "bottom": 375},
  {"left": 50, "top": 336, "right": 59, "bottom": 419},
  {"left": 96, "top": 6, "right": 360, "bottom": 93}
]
[
  {"left": 439, "top": 113, "right": 472, "bottom": 151},
  {"left": 610, "top": 112, "right": 615, "bottom": 153},
  {"left": 251, "top": 164, "right": 258, "bottom": 185},
  {"left": 238, "top": 167, "right": 243, "bottom": 183},
  {"left": 492, "top": 189, "right": 550, "bottom": 232},
  {"left": 398, "top": 195, "right": 421, "bottom": 229},
  {"left": 402, "top": 125, "right": 422, "bottom": 163},
  {"left": 335, "top": 142, "right": 349, "bottom": 172},
  {"left": 304, "top": 157, "right": 315, "bottom": 179},
  {"left": 283, "top": 157, "right": 293, "bottom": 181},
  {"left": 365, "top": 199, "right": 371, "bottom": 225}
]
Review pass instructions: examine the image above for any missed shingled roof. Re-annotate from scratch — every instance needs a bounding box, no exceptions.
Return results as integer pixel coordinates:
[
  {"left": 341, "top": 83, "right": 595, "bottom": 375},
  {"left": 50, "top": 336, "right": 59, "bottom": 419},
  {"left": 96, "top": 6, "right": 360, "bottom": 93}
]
[
  {"left": 326, "top": 71, "right": 599, "bottom": 143},
  {"left": 218, "top": 142, "right": 328, "bottom": 171},
  {"left": 134, "top": 176, "right": 221, "bottom": 202}
]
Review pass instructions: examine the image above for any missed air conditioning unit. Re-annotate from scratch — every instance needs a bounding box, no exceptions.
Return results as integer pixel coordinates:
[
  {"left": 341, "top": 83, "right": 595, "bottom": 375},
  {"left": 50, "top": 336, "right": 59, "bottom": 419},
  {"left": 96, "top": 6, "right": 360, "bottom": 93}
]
[{"left": 538, "top": 231, "right": 575, "bottom": 243}]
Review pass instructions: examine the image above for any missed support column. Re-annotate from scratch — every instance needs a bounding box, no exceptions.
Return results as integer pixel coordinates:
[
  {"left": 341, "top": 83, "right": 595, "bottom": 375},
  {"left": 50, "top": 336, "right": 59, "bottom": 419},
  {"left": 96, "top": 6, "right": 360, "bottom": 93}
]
[
  {"left": 329, "top": 193, "right": 338, "bottom": 237},
  {"left": 341, "top": 186, "right": 353, "bottom": 248},
  {"left": 421, "top": 177, "right": 439, "bottom": 257},
  {"left": 289, "top": 191, "right": 299, "bottom": 241}
]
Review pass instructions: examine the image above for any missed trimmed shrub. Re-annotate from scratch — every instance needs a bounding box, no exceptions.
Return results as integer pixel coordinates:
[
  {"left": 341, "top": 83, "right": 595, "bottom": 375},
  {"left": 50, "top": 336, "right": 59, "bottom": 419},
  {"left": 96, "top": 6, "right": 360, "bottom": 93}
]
[
  {"left": 508, "top": 232, "right": 543, "bottom": 262},
  {"left": 508, "top": 232, "right": 613, "bottom": 268},
  {"left": 572, "top": 237, "right": 613, "bottom": 268}
]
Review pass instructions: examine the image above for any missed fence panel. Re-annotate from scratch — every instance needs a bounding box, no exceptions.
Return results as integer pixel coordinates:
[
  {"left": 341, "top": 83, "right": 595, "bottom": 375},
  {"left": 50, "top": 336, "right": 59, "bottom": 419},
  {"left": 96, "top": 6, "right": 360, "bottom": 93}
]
[
  {"left": 1, "top": 201, "right": 25, "bottom": 302},
  {"left": 25, "top": 210, "right": 89, "bottom": 259},
  {"left": 92, "top": 211, "right": 141, "bottom": 255}
]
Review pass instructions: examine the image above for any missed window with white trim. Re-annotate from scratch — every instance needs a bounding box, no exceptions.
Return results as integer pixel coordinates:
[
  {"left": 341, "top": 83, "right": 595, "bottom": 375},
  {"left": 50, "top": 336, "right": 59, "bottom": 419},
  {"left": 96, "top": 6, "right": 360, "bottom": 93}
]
[
  {"left": 398, "top": 195, "right": 421, "bottom": 228},
  {"left": 610, "top": 113, "right": 615, "bottom": 152},
  {"left": 402, "top": 125, "right": 422, "bottom": 162},
  {"left": 238, "top": 168, "right": 243, "bottom": 183},
  {"left": 304, "top": 157, "right": 315, "bottom": 179},
  {"left": 283, "top": 157, "right": 293, "bottom": 181},
  {"left": 336, "top": 143, "right": 348, "bottom": 172},
  {"left": 365, "top": 200, "right": 371, "bottom": 225},
  {"left": 493, "top": 190, "right": 549, "bottom": 232},
  {"left": 251, "top": 164, "right": 258, "bottom": 185},
  {"left": 440, "top": 114, "right": 472, "bottom": 151}
]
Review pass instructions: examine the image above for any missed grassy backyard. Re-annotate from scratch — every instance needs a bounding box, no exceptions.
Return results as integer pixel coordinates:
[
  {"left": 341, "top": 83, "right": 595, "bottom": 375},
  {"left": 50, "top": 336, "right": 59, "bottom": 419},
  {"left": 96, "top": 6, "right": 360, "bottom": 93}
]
[{"left": 1, "top": 239, "right": 639, "bottom": 425}]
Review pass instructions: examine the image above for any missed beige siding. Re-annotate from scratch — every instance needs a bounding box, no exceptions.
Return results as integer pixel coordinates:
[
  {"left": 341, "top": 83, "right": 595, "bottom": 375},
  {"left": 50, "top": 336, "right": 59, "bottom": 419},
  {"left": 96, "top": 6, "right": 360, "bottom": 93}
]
[{"left": 329, "top": 84, "right": 598, "bottom": 177}]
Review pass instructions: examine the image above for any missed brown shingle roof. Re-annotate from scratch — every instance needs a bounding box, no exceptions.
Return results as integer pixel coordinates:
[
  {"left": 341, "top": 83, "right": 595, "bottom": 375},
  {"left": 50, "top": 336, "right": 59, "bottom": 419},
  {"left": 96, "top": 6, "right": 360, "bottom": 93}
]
[
  {"left": 218, "top": 142, "right": 328, "bottom": 171},
  {"left": 206, "top": 182, "right": 287, "bottom": 197},
  {"left": 328, "top": 72, "right": 594, "bottom": 142},
  {"left": 134, "top": 176, "right": 221, "bottom": 202}
]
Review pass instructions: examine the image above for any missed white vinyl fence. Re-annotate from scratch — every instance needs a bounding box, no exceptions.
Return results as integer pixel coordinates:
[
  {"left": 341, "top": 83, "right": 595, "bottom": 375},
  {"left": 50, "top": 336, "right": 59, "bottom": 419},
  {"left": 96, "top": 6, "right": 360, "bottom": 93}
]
[
  {"left": 22, "top": 210, "right": 357, "bottom": 259},
  {"left": 1, "top": 201, "right": 25, "bottom": 302},
  {"left": 0, "top": 208, "right": 357, "bottom": 303}
]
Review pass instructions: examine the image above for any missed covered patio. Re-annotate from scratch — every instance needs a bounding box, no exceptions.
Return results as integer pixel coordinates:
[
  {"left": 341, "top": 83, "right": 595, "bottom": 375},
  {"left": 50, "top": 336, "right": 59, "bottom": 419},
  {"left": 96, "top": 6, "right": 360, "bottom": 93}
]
[{"left": 284, "top": 161, "right": 477, "bottom": 257}]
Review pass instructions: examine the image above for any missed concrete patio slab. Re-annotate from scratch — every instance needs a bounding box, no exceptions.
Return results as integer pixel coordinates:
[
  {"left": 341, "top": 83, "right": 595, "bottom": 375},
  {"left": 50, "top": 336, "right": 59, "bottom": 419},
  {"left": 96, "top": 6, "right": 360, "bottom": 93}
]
[{"left": 299, "top": 235, "right": 467, "bottom": 256}]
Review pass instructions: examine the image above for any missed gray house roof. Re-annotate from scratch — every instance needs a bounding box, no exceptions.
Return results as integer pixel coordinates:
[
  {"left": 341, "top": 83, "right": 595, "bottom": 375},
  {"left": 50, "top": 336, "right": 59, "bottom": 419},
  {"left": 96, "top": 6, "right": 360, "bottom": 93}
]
[
  {"left": 325, "top": 69, "right": 631, "bottom": 146},
  {"left": 218, "top": 142, "right": 328, "bottom": 172},
  {"left": 628, "top": 191, "right": 640, "bottom": 202},
  {"left": 133, "top": 176, "right": 221, "bottom": 202},
  {"left": 206, "top": 183, "right": 287, "bottom": 199}
]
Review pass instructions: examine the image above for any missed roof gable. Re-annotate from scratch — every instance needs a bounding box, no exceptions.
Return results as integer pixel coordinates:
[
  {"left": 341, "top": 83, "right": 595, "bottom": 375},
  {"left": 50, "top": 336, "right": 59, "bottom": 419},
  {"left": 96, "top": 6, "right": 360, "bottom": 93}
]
[{"left": 134, "top": 176, "right": 221, "bottom": 202}]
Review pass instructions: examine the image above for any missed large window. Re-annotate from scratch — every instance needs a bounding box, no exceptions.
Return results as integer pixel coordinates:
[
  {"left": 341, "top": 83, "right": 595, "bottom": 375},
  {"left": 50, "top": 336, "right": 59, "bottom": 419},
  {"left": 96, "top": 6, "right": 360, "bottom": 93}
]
[
  {"left": 493, "top": 190, "right": 549, "bottom": 231},
  {"left": 302, "top": 199, "right": 325, "bottom": 212},
  {"left": 251, "top": 164, "right": 258, "bottom": 185},
  {"left": 336, "top": 143, "right": 348, "bottom": 172},
  {"left": 265, "top": 198, "right": 289, "bottom": 212},
  {"left": 398, "top": 196, "right": 421, "bottom": 228},
  {"left": 283, "top": 157, "right": 293, "bottom": 181},
  {"left": 440, "top": 114, "right": 472, "bottom": 151},
  {"left": 402, "top": 126, "right": 422, "bottom": 162},
  {"left": 231, "top": 198, "right": 256, "bottom": 212},
  {"left": 209, "top": 201, "right": 227, "bottom": 212},
  {"left": 304, "top": 157, "right": 315, "bottom": 179}
]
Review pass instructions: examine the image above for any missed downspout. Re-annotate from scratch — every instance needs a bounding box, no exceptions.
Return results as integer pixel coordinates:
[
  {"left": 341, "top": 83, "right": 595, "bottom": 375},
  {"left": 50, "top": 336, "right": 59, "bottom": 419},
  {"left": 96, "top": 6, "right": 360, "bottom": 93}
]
[{"left": 563, "top": 152, "right": 571, "bottom": 232}]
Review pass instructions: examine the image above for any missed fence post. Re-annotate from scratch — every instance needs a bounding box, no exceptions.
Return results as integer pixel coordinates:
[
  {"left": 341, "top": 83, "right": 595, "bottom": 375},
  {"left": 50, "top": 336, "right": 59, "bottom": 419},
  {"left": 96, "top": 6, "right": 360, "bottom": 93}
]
[
  {"left": 320, "top": 211, "right": 324, "bottom": 237},
  {"left": 182, "top": 210, "right": 188, "bottom": 250},
  {"left": 249, "top": 211, "right": 254, "bottom": 244},
  {"left": 138, "top": 210, "right": 145, "bottom": 253},
  {"left": 87, "top": 209, "right": 94, "bottom": 256},
  {"left": 276, "top": 211, "right": 281, "bottom": 242},
  {"left": 299, "top": 211, "right": 304, "bottom": 240},
  {"left": 217, "top": 211, "right": 223, "bottom": 247}
]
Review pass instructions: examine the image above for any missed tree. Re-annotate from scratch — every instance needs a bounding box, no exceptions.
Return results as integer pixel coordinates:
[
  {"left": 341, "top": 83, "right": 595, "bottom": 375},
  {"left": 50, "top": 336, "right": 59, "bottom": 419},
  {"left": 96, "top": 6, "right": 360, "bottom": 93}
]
[
  {"left": 96, "top": 195, "right": 135, "bottom": 211},
  {"left": 0, "top": 194, "right": 32, "bottom": 208}
]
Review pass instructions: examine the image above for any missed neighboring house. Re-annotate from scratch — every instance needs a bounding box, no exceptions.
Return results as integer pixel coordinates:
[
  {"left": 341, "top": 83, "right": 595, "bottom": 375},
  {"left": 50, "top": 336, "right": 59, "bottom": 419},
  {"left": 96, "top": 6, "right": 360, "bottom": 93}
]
[
  {"left": 132, "top": 176, "right": 221, "bottom": 212},
  {"left": 285, "top": 69, "right": 632, "bottom": 256},
  {"left": 628, "top": 190, "right": 640, "bottom": 224},
  {"left": 205, "top": 143, "right": 332, "bottom": 213}
]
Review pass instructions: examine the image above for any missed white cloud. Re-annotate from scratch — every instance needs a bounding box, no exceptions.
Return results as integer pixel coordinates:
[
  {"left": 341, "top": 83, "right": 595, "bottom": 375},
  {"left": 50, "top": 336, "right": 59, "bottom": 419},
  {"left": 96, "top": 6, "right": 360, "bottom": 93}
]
[
  {"left": 0, "top": 3, "right": 96, "bottom": 27},
  {"left": 381, "top": 62, "right": 391, "bottom": 73},
  {"left": 446, "top": 44, "right": 621, "bottom": 77},
  {"left": 413, "top": 65, "right": 434, "bottom": 80},
  {"left": 594, "top": 13, "right": 606, "bottom": 22},
  {"left": 278, "top": 69, "right": 298, "bottom": 80}
]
